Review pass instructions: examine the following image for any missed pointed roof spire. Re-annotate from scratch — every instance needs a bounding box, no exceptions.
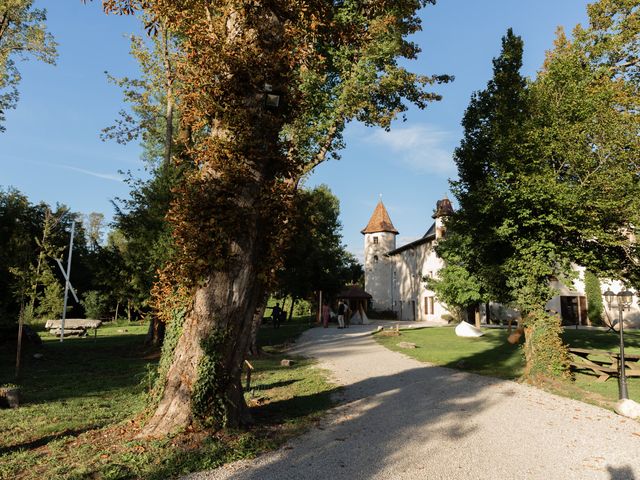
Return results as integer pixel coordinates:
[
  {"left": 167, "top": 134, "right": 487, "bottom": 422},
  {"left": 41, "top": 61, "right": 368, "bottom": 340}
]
[
  {"left": 361, "top": 200, "right": 399, "bottom": 235},
  {"left": 432, "top": 197, "right": 454, "bottom": 219}
]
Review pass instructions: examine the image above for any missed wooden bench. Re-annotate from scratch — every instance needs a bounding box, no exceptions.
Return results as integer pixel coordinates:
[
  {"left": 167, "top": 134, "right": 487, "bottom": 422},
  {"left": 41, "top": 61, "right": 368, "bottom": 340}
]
[
  {"left": 45, "top": 319, "right": 102, "bottom": 338},
  {"left": 568, "top": 348, "right": 640, "bottom": 382}
]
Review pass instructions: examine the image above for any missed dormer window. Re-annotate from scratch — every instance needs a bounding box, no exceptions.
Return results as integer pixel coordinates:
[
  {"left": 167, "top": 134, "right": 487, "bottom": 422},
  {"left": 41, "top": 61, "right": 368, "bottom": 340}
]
[{"left": 373, "top": 237, "right": 379, "bottom": 244}]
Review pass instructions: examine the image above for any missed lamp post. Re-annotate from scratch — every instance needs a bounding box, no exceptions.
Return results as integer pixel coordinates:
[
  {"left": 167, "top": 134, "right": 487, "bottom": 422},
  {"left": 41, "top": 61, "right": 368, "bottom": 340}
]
[{"left": 603, "top": 289, "right": 634, "bottom": 400}]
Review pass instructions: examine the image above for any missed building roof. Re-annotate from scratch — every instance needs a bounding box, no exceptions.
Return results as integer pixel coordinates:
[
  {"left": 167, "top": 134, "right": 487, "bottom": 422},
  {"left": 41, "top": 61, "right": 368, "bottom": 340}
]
[
  {"left": 338, "top": 285, "right": 373, "bottom": 299},
  {"left": 361, "top": 200, "right": 399, "bottom": 235},
  {"left": 432, "top": 197, "right": 454, "bottom": 219},
  {"left": 385, "top": 222, "right": 436, "bottom": 256}
]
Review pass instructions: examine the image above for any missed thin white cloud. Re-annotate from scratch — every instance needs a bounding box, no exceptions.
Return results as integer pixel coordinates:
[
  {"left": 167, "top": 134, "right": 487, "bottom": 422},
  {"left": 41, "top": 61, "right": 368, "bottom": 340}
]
[
  {"left": 60, "top": 165, "right": 124, "bottom": 182},
  {"left": 367, "top": 124, "right": 455, "bottom": 174},
  {"left": 27, "top": 160, "right": 124, "bottom": 182}
]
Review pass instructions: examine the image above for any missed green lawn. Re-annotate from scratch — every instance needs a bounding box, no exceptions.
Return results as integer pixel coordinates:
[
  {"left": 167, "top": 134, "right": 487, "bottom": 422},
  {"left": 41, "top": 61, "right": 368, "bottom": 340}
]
[
  {"left": 0, "top": 318, "right": 333, "bottom": 480},
  {"left": 375, "top": 326, "right": 640, "bottom": 409}
]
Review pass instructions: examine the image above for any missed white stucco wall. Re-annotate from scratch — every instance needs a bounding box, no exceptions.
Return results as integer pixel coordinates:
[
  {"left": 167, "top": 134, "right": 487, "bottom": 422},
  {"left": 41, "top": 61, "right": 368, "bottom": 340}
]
[
  {"left": 387, "top": 240, "right": 449, "bottom": 322},
  {"left": 364, "top": 232, "right": 396, "bottom": 311}
]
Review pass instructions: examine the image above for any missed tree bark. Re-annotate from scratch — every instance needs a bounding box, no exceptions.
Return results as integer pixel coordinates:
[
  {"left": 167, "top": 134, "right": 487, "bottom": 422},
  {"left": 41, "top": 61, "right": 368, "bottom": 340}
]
[
  {"left": 288, "top": 297, "right": 295, "bottom": 321},
  {"left": 142, "top": 248, "right": 264, "bottom": 437},
  {"left": 248, "top": 301, "right": 267, "bottom": 356},
  {"left": 142, "top": 163, "right": 270, "bottom": 436},
  {"left": 145, "top": 317, "right": 166, "bottom": 347}
]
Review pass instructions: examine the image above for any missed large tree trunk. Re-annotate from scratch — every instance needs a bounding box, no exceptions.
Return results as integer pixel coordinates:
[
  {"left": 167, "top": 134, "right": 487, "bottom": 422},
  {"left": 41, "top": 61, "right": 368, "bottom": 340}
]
[
  {"left": 142, "top": 170, "right": 270, "bottom": 436},
  {"left": 143, "top": 270, "right": 263, "bottom": 436},
  {"left": 141, "top": 3, "right": 291, "bottom": 438}
]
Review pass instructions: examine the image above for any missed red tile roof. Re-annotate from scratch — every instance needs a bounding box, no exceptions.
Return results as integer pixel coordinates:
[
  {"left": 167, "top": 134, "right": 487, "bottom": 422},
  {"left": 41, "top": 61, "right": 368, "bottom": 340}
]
[{"left": 361, "top": 201, "right": 399, "bottom": 234}]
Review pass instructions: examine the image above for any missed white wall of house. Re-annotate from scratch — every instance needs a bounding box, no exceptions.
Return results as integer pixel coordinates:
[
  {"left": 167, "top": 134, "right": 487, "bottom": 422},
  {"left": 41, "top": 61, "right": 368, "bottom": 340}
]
[{"left": 387, "top": 240, "right": 449, "bottom": 322}]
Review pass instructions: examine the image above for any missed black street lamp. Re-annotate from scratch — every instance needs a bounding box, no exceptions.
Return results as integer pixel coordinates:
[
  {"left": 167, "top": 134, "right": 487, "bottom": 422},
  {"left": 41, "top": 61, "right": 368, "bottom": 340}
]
[{"left": 603, "top": 288, "right": 634, "bottom": 400}]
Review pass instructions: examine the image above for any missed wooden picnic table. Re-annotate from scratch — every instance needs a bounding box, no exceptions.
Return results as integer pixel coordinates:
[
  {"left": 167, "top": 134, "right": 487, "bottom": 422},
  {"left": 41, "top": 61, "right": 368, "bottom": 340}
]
[{"left": 568, "top": 347, "right": 640, "bottom": 382}]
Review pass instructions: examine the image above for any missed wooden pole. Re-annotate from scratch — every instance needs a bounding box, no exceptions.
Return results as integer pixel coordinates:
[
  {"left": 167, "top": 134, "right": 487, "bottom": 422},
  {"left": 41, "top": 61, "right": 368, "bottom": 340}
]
[
  {"left": 60, "top": 221, "right": 76, "bottom": 342},
  {"left": 15, "top": 305, "right": 24, "bottom": 378}
]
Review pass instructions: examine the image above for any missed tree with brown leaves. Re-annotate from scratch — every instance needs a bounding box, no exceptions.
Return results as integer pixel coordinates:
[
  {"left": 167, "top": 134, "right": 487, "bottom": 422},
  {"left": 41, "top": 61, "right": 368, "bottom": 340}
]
[{"left": 95, "top": 0, "right": 451, "bottom": 437}]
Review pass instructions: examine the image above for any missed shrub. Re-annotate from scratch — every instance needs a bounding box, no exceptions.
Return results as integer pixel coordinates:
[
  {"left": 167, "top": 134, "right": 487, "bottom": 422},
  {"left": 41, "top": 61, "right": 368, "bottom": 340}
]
[{"left": 584, "top": 271, "right": 603, "bottom": 325}]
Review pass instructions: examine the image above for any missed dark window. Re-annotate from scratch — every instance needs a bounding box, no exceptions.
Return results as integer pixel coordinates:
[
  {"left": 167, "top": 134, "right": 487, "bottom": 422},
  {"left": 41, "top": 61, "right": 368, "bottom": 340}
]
[
  {"left": 424, "top": 297, "right": 434, "bottom": 315},
  {"left": 373, "top": 237, "right": 379, "bottom": 244},
  {"left": 373, "top": 255, "right": 379, "bottom": 263}
]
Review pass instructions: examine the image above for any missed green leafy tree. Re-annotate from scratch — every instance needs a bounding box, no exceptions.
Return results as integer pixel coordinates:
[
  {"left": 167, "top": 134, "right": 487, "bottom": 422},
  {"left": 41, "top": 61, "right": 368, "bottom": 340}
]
[
  {"left": 427, "top": 231, "right": 484, "bottom": 323},
  {"left": 80, "top": 290, "right": 110, "bottom": 319},
  {"left": 276, "top": 185, "right": 361, "bottom": 305},
  {"left": 103, "top": 20, "right": 185, "bottom": 342},
  {"left": 447, "top": 4, "right": 639, "bottom": 381},
  {"left": 95, "top": 0, "right": 451, "bottom": 436},
  {"left": 83, "top": 212, "right": 105, "bottom": 251},
  {"left": 0, "top": 188, "right": 43, "bottom": 324},
  {"left": 0, "top": 0, "right": 57, "bottom": 132},
  {"left": 34, "top": 268, "right": 64, "bottom": 319}
]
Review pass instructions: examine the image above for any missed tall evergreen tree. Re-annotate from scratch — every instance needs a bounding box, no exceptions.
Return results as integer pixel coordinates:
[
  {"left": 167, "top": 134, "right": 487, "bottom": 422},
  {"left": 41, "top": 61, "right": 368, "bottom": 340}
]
[{"left": 447, "top": 29, "right": 572, "bottom": 378}]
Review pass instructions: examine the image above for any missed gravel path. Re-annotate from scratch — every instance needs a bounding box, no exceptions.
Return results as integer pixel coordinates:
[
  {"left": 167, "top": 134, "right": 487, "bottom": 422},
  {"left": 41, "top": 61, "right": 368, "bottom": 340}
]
[{"left": 185, "top": 324, "right": 640, "bottom": 480}]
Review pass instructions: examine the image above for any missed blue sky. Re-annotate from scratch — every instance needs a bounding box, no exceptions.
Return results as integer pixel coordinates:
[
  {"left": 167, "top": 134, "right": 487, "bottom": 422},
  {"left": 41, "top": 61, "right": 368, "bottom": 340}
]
[{"left": 2, "top": 0, "right": 590, "bottom": 261}]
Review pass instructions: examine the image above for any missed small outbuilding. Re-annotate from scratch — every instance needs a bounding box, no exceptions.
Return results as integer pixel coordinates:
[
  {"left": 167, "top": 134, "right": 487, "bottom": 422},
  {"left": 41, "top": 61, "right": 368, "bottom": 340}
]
[{"left": 338, "top": 285, "right": 372, "bottom": 325}]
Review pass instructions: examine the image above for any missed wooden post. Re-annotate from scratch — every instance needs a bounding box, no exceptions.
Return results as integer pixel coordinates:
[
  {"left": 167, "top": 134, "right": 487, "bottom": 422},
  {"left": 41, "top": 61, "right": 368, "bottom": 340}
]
[
  {"left": 317, "top": 290, "right": 322, "bottom": 325},
  {"left": 475, "top": 306, "right": 481, "bottom": 328},
  {"left": 244, "top": 360, "right": 254, "bottom": 390}
]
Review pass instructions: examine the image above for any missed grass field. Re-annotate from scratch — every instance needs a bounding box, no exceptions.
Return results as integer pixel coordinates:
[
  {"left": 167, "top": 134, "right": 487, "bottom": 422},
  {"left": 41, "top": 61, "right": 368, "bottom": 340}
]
[
  {"left": 375, "top": 326, "right": 640, "bottom": 409},
  {"left": 0, "top": 317, "right": 333, "bottom": 479}
]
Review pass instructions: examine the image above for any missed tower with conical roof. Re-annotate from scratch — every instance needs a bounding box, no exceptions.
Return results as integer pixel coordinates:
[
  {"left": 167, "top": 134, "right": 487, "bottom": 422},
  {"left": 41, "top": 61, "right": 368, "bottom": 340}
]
[{"left": 361, "top": 200, "right": 398, "bottom": 310}]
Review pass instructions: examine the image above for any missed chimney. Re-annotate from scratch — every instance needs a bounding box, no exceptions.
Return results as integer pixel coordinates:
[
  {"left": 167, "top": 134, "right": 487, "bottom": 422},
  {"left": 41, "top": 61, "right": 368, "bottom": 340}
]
[{"left": 432, "top": 197, "right": 453, "bottom": 240}]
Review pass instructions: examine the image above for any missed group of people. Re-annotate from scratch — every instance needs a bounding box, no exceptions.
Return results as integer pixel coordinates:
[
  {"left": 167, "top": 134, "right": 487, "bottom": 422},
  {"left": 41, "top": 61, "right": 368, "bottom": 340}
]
[
  {"left": 268, "top": 300, "right": 352, "bottom": 330},
  {"left": 321, "top": 300, "right": 350, "bottom": 329}
]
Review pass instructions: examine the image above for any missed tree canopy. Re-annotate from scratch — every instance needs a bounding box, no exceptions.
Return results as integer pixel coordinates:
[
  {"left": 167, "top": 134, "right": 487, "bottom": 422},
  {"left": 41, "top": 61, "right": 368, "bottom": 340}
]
[
  {"left": 275, "top": 184, "right": 362, "bottom": 304},
  {"left": 0, "top": 0, "right": 57, "bottom": 132}
]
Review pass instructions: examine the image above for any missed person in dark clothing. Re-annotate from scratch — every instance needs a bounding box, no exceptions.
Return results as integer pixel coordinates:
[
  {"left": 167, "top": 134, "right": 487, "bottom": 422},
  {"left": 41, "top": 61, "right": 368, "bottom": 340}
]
[
  {"left": 278, "top": 308, "right": 287, "bottom": 326},
  {"left": 270, "top": 303, "right": 282, "bottom": 329}
]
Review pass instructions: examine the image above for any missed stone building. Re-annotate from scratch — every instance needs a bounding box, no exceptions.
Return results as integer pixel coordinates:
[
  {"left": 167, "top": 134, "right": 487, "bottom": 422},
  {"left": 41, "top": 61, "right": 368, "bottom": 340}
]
[{"left": 362, "top": 198, "right": 452, "bottom": 322}]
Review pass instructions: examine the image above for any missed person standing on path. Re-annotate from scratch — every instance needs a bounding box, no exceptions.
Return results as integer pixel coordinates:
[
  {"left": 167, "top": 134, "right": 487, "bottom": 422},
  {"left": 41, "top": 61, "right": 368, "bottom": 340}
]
[
  {"left": 337, "top": 301, "right": 346, "bottom": 329},
  {"left": 322, "top": 302, "right": 331, "bottom": 328},
  {"left": 269, "top": 303, "right": 282, "bottom": 329}
]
